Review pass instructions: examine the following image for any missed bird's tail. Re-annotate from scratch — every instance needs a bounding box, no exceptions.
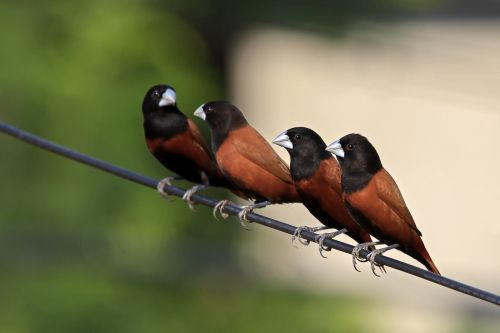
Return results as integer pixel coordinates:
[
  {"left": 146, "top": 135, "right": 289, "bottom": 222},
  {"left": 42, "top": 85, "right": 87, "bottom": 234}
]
[
  {"left": 423, "top": 255, "right": 440, "bottom": 275},
  {"left": 416, "top": 245, "right": 441, "bottom": 275}
]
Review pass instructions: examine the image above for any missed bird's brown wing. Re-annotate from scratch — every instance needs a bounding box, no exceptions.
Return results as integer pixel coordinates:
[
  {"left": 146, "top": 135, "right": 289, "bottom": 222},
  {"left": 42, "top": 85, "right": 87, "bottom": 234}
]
[
  {"left": 147, "top": 120, "right": 216, "bottom": 185},
  {"left": 320, "top": 158, "right": 343, "bottom": 196},
  {"left": 373, "top": 169, "right": 422, "bottom": 236},
  {"left": 215, "top": 125, "right": 298, "bottom": 202},
  {"left": 227, "top": 125, "right": 293, "bottom": 184}
]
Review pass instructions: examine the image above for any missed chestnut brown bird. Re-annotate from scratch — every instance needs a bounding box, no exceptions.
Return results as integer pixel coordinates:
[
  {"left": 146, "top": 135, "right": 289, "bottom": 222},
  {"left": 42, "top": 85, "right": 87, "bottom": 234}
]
[
  {"left": 273, "top": 127, "right": 375, "bottom": 258},
  {"left": 194, "top": 101, "right": 300, "bottom": 222},
  {"left": 142, "top": 84, "right": 230, "bottom": 206},
  {"left": 326, "top": 134, "right": 440, "bottom": 275}
]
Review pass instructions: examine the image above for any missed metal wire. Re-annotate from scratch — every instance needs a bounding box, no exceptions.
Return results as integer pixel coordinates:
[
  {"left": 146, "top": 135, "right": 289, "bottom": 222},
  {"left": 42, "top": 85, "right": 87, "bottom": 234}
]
[{"left": 1, "top": 120, "right": 499, "bottom": 306}]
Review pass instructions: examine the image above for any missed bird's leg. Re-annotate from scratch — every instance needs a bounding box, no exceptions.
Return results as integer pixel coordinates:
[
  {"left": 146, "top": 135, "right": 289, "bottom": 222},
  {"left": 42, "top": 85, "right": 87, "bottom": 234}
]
[
  {"left": 292, "top": 226, "right": 329, "bottom": 247},
  {"left": 366, "top": 244, "right": 399, "bottom": 277},
  {"left": 157, "top": 176, "right": 179, "bottom": 200},
  {"left": 314, "top": 228, "right": 348, "bottom": 258},
  {"left": 182, "top": 185, "right": 207, "bottom": 210},
  {"left": 351, "top": 241, "right": 382, "bottom": 272},
  {"left": 237, "top": 200, "right": 271, "bottom": 228},
  {"left": 213, "top": 200, "right": 231, "bottom": 220}
]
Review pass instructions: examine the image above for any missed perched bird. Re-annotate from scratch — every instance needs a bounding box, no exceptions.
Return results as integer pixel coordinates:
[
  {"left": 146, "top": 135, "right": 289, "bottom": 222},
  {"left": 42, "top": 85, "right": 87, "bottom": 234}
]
[
  {"left": 194, "top": 101, "right": 300, "bottom": 222},
  {"left": 142, "top": 84, "right": 230, "bottom": 206},
  {"left": 273, "top": 127, "right": 374, "bottom": 258},
  {"left": 326, "top": 134, "right": 440, "bottom": 275}
]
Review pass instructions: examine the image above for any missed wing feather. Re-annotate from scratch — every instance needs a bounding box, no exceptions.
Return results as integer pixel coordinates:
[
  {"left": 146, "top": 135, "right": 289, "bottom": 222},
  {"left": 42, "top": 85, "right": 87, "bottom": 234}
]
[
  {"left": 374, "top": 169, "right": 421, "bottom": 236},
  {"left": 227, "top": 126, "right": 293, "bottom": 184}
]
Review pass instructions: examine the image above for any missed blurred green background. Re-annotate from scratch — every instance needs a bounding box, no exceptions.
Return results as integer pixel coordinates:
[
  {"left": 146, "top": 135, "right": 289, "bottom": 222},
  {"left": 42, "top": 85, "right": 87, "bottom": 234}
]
[{"left": 0, "top": 1, "right": 498, "bottom": 332}]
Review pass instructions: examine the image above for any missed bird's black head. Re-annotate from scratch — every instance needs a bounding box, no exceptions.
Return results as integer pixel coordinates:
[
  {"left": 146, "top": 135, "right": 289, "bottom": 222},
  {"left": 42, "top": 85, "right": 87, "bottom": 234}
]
[
  {"left": 326, "top": 133, "right": 382, "bottom": 175},
  {"left": 142, "top": 84, "right": 187, "bottom": 140},
  {"left": 273, "top": 127, "right": 331, "bottom": 180},
  {"left": 193, "top": 101, "right": 248, "bottom": 151},
  {"left": 142, "top": 84, "right": 178, "bottom": 116},
  {"left": 273, "top": 127, "right": 330, "bottom": 159},
  {"left": 194, "top": 101, "right": 248, "bottom": 133}
]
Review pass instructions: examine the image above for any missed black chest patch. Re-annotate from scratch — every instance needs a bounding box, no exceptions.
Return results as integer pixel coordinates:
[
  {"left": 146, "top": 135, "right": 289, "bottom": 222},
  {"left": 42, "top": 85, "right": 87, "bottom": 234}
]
[
  {"left": 342, "top": 172, "right": 373, "bottom": 194},
  {"left": 144, "top": 112, "right": 187, "bottom": 140}
]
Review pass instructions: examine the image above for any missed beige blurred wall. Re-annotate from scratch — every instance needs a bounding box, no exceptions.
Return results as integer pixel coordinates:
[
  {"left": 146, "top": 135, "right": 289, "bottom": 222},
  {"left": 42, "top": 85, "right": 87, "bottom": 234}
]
[{"left": 228, "top": 21, "right": 500, "bottom": 331}]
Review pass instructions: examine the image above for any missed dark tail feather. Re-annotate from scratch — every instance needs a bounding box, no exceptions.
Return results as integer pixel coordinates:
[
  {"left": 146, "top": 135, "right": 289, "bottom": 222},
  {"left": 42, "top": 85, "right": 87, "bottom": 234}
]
[
  {"left": 417, "top": 247, "right": 441, "bottom": 275},
  {"left": 423, "top": 256, "right": 440, "bottom": 275}
]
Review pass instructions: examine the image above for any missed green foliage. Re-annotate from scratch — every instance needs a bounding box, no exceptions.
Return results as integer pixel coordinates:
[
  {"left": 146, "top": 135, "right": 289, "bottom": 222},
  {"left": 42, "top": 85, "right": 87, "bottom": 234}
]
[{"left": 0, "top": 271, "right": 370, "bottom": 333}]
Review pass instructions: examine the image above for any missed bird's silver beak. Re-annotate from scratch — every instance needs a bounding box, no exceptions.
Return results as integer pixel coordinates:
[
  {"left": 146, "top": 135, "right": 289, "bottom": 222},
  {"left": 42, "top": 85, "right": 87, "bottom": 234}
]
[
  {"left": 158, "top": 88, "right": 176, "bottom": 107},
  {"left": 193, "top": 104, "right": 206, "bottom": 120},
  {"left": 272, "top": 131, "right": 293, "bottom": 149},
  {"left": 326, "top": 140, "right": 344, "bottom": 158}
]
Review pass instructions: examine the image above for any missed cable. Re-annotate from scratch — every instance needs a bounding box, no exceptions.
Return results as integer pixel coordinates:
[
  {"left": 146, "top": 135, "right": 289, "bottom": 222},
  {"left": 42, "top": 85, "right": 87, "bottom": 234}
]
[{"left": 1, "top": 120, "right": 499, "bottom": 306}]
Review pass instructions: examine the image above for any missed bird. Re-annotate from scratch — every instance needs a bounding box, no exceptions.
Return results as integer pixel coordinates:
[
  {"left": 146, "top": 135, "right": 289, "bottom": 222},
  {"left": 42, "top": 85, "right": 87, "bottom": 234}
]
[
  {"left": 193, "top": 101, "right": 300, "bottom": 223},
  {"left": 273, "top": 127, "right": 375, "bottom": 259},
  {"left": 326, "top": 133, "right": 440, "bottom": 275},
  {"left": 142, "top": 84, "right": 231, "bottom": 207}
]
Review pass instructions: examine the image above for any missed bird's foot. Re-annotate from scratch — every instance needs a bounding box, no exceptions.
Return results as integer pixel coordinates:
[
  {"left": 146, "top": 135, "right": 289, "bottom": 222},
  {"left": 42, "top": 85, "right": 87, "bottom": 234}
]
[
  {"left": 292, "top": 226, "right": 329, "bottom": 247},
  {"left": 213, "top": 200, "right": 231, "bottom": 220},
  {"left": 181, "top": 185, "right": 207, "bottom": 210},
  {"left": 237, "top": 201, "right": 271, "bottom": 229},
  {"left": 366, "top": 244, "right": 399, "bottom": 277},
  {"left": 236, "top": 205, "right": 253, "bottom": 229},
  {"left": 314, "top": 228, "right": 348, "bottom": 258},
  {"left": 351, "top": 241, "right": 382, "bottom": 272},
  {"left": 157, "top": 177, "right": 177, "bottom": 200}
]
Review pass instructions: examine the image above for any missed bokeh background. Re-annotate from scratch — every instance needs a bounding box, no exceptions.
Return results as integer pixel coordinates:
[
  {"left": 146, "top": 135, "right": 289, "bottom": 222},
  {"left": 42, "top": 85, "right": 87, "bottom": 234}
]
[{"left": 1, "top": 1, "right": 499, "bottom": 332}]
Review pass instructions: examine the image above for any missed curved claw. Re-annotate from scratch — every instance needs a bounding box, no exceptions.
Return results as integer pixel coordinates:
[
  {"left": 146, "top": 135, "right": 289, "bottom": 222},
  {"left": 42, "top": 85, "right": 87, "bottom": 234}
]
[
  {"left": 351, "top": 245, "right": 363, "bottom": 272},
  {"left": 237, "top": 201, "right": 271, "bottom": 229},
  {"left": 367, "top": 252, "right": 382, "bottom": 277},
  {"left": 353, "top": 257, "right": 362, "bottom": 272},
  {"left": 315, "top": 234, "right": 331, "bottom": 259},
  {"left": 157, "top": 177, "right": 173, "bottom": 189},
  {"left": 156, "top": 177, "right": 177, "bottom": 201},
  {"left": 182, "top": 185, "right": 206, "bottom": 211},
  {"left": 182, "top": 189, "right": 196, "bottom": 211},
  {"left": 355, "top": 251, "right": 368, "bottom": 263},
  {"left": 369, "top": 257, "right": 387, "bottom": 275},
  {"left": 237, "top": 206, "right": 250, "bottom": 221},
  {"left": 292, "top": 226, "right": 311, "bottom": 247},
  {"left": 365, "top": 244, "right": 398, "bottom": 277},
  {"left": 351, "top": 242, "right": 381, "bottom": 272},
  {"left": 213, "top": 200, "right": 230, "bottom": 220},
  {"left": 237, "top": 206, "right": 252, "bottom": 229},
  {"left": 312, "top": 228, "right": 347, "bottom": 259}
]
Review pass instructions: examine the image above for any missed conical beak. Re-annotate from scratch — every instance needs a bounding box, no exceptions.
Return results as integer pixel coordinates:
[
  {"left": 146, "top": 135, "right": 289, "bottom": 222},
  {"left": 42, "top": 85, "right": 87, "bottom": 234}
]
[
  {"left": 193, "top": 104, "right": 206, "bottom": 120},
  {"left": 158, "top": 88, "right": 176, "bottom": 107},
  {"left": 326, "top": 140, "right": 344, "bottom": 158},
  {"left": 272, "top": 131, "right": 293, "bottom": 149}
]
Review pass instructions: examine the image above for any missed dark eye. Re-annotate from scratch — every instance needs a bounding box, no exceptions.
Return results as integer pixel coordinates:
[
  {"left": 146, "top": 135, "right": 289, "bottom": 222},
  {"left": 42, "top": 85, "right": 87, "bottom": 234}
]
[
  {"left": 152, "top": 90, "right": 160, "bottom": 98},
  {"left": 346, "top": 143, "right": 354, "bottom": 150},
  {"left": 295, "top": 134, "right": 302, "bottom": 140},
  {"left": 206, "top": 107, "right": 213, "bottom": 113}
]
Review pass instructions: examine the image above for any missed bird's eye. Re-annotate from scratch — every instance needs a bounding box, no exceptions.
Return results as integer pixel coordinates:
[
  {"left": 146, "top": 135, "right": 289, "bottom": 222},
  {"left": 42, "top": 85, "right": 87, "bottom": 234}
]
[
  {"left": 346, "top": 143, "right": 354, "bottom": 150},
  {"left": 295, "top": 134, "right": 302, "bottom": 140},
  {"left": 152, "top": 91, "right": 160, "bottom": 98},
  {"left": 206, "top": 107, "right": 213, "bottom": 113}
]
